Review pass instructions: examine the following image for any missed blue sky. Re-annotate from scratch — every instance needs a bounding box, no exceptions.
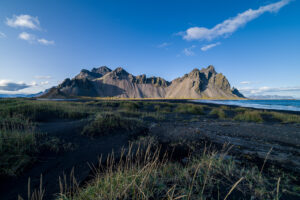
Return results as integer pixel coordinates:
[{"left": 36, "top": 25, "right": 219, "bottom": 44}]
[{"left": 0, "top": 0, "right": 299, "bottom": 97}]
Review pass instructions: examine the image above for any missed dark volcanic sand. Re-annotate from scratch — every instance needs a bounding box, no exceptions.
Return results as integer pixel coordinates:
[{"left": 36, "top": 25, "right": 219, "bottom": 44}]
[
  {"left": 149, "top": 119, "right": 300, "bottom": 172},
  {"left": 0, "top": 102, "right": 299, "bottom": 200},
  {"left": 0, "top": 119, "right": 131, "bottom": 200}
]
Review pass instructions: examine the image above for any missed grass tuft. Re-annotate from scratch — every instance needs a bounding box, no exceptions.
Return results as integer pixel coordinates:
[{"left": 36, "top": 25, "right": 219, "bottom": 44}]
[
  {"left": 234, "top": 110, "right": 263, "bottom": 123},
  {"left": 81, "top": 113, "right": 145, "bottom": 137},
  {"left": 209, "top": 108, "right": 226, "bottom": 119}
]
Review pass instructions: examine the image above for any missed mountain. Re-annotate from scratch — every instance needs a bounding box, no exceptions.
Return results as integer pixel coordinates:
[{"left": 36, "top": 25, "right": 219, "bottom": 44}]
[
  {"left": 41, "top": 65, "right": 244, "bottom": 99},
  {"left": 0, "top": 92, "right": 43, "bottom": 98},
  {"left": 248, "top": 95, "right": 295, "bottom": 100}
]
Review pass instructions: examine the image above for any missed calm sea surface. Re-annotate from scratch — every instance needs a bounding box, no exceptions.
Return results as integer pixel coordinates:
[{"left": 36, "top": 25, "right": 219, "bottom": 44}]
[{"left": 194, "top": 100, "right": 300, "bottom": 112}]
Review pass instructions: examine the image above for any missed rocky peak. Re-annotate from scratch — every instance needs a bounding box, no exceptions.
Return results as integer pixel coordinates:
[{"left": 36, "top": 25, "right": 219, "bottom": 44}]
[
  {"left": 75, "top": 69, "right": 102, "bottom": 80},
  {"left": 91, "top": 66, "right": 112, "bottom": 76},
  {"left": 114, "top": 67, "right": 129, "bottom": 75},
  {"left": 109, "top": 67, "right": 131, "bottom": 80},
  {"left": 188, "top": 68, "right": 201, "bottom": 79},
  {"left": 232, "top": 87, "right": 245, "bottom": 98},
  {"left": 200, "top": 65, "right": 217, "bottom": 79},
  {"left": 146, "top": 77, "right": 170, "bottom": 87},
  {"left": 206, "top": 65, "right": 216, "bottom": 74}
]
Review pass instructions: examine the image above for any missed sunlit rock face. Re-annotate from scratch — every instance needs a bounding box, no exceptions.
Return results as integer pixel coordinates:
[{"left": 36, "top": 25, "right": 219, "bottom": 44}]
[{"left": 41, "top": 65, "right": 244, "bottom": 99}]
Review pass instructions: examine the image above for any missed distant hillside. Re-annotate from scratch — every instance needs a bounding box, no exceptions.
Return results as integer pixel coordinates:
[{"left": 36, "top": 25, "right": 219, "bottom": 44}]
[
  {"left": 0, "top": 92, "right": 43, "bottom": 98},
  {"left": 248, "top": 95, "right": 295, "bottom": 100},
  {"left": 41, "top": 65, "right": 244, "bottom": 99}
]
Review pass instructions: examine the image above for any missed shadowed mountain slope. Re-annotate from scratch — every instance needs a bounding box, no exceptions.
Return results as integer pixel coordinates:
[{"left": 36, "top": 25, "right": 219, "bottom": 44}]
[{"left": 41, "top": 65, "right": 244, "bottom": 99}]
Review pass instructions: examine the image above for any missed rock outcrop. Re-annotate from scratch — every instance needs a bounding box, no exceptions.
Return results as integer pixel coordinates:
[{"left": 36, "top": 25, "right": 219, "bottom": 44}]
[{"left": 41, "top": 65, "right": 244, "bottom": 99}]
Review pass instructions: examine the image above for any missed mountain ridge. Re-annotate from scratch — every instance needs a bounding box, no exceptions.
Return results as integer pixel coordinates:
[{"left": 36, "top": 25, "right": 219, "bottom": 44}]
[{"left": 41, "top": 65, "right": 245, "bottom": 99}]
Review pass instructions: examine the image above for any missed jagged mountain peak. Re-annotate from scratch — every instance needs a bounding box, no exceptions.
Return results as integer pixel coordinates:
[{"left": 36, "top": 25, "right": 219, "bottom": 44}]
[
  {"left": 206, "top": 65, "right": 216, "bottom": 73},
  {"left": 200, "top": 65, "right": 217, "bottom": 79},
  {"left": 108, "top": 67, "right": 131, "bottom": 79},
  {"left": 91, "top": 66, "right": 112, "bottom": 75},
  {"left": 41, "top": 65, "right": 244, "bottom": 99}
]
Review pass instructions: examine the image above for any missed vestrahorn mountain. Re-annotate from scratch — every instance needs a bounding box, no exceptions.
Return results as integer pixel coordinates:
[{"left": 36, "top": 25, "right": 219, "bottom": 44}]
[{"left": 41, "top": 65, "right": 244, "bottom": 99}]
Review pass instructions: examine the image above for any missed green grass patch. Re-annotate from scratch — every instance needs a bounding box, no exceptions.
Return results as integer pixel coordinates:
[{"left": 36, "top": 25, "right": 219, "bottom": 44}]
[
  {"left": 56, "top": 142, "right": 296, "bottom": 200},
  {"left": 234, "top": 110, "right": 263, "bottom": 123},
  {"left": 0, "top": 99, "right": 92, "bottom": 122},
  {"left": 209, "top": 108, "right": 226, "bottom": 119},
  {"left": 269, "top": 111, "right": 300, "bottom": 123},
  {"left": 0, "top": 129, "right": 37, "bottom": 177},
  {"left": 173, "top": 103, "right": 205, "bottom": 115},
  {"left": 81, "top": 113, "right": 146, "bottom": 137}
]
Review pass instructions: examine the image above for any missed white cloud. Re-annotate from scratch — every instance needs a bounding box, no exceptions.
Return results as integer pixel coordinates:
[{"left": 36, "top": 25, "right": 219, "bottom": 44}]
[
  {"left": 0, "top": 32, "right": 6, "bottom": 38},
  {"left": 6, "top": 14, "right": 40, "bottom": 30},
  {"left": 30, "top": 81, "right": 37, "bottom": 86},
  {"left": 240, "top": 81, "right": 251, "bottom": 84},
  {"left": 35, "top": 75, "right": 52, "bottom": 79},
  {"left": 18, "top": 33, "right": 55, "bottom": 45},
  {"left": 18, "top": 32, "right": 35, "bottom": 42},
  {"left": 157, "top": 42, "right": 171, "bottom": 48},
  {"left": 181, "top": 0, "right": 291, "bottom": 41},
  {"left": 201, "top": 42, "right": 221, "bottom": 51},
  {"left": 183, "top": 45, "right": 196, "bottom": 56},
  {"left": 37, "top": 38, "right": 55, "bottom": 45},
  {"left": 40, "top": 81, "right": 49, "bottom": 85}
]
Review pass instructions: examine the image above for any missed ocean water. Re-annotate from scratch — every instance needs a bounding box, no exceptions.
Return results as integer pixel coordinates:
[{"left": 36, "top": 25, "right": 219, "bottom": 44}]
[{"left": 193, "top": 100, "right": 300, "bottom": 112}]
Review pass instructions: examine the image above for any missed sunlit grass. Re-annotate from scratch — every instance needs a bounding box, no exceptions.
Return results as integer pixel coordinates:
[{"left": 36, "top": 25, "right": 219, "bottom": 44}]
[
  {"left": 234, "top": 110, "right": 263, "bottom": 123},
  {"left": 209, "top": 107, "right": 226, "bottom": 119},
  {"left": 269, "top": 111, "right": 300, "bottom": 123},
  {"left": 55, "top": 141, "right": 293, "bottom": 200}
]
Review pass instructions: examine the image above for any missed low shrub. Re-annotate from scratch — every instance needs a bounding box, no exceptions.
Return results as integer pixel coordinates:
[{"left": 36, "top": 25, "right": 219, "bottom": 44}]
[
  {"left": 174, "top": 104, "right": 204, "bottom": 115},
  {"left": 209, "top": 108, "right": 226, "bottom": 119},
  {"left": 81, "top": 113, "right": 145, "bottom": 137},
  {"left": 234, "top": 111, "right": 263, "bottom": 123},
  {"left": 270, "top": 112, "right": 300, "bottom": 123},
  {"left": 0, "top": 99, "right": 91, "bottom": 122},
  {"left": 0, "top": 129, "right": 37, "bottom": 177},
  {"left": 56, "top": 143, "right": 293, "bottom": 200}
]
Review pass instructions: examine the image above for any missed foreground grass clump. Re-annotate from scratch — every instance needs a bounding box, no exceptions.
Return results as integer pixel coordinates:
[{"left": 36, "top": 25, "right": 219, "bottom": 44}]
[
  {"left": 209, "top": 107, "right": 226, "bottom": 119},
  {"left": 0, "top": 99, "right": 92, "bottom": 122},
  {"left": 174, "top": 103, "right": 205, "bottom": 115},
  {"left": 81, "top": 113, "right": 146, "bottom": 137},
  {"left": 56, "top": 142, "right": 292, "bottom": 200},
  {"left": 0, "top": 129, "right": 37, "bottom": 177},
  {"left": 234, "top": 110, "right": 263, "bottom": 123},
  {"left": 269, "top": 111, "right": 300, "bottom": 123}
]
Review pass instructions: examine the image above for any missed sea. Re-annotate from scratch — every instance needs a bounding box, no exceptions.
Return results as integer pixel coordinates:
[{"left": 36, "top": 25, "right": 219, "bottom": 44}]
[{"left": 193, "top": 100, "right": 300, "bottom": 112}]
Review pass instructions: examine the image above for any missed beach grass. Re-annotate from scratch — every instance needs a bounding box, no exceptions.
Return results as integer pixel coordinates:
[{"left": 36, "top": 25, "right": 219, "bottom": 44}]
[
  {"left": 55, "top": 141, "right": 295, "bottom": 200},
  {"left": 234, "top": 110, "right": 264, "bottom": 123},
  {"left": 81, "top": 113, "right": 146, "bottom": 137}
]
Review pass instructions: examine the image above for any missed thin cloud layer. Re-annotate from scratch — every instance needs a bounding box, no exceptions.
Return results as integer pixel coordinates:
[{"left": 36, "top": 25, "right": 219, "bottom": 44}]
[
  {"left": 37, "top": 38, "right": 55, "bottom": 45},
  {"left": 6, "top": 14, "right": 40, "bottom": 29},
  {"left": 201, "top": 42, "right": 221, "bottom": 51},
  {"left": 240, "top": 81, "right": 251, "bottom": 84},
  {"left": 183, "top": 45, "right": 196, "bottom": 56},
  {"left": 0, "top": 32, "right": 6, "bottom": 38},
  {"left": 35, "top": 75, "right": 52, "bottom": 79},
  {"left": 40, "top": 81, "right": 49, "bottom": 85},
  {"left": 239, "top": 86, "right": 300, "bottom": 95},
  {"left": 0, "top": 80, "right": 32, "bottom": 91},
  {"left": 18, "top": 32, "right": 35, "bottom": 42},
  {"left": 182, "top": 0, "right": 290, "bottom": 41},
  {"left": 157, "top": 42, "right": 171, "bottom": 48}
]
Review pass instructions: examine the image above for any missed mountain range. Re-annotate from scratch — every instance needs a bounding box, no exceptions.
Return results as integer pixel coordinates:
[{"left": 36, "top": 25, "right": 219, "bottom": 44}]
[
  {"left": 248, "top": 95, "right": 295, "bottom": 100},
  {"left": 41, "top": 65, "right": 244, "bottom": 99},
  {"left": 0, "top": 92, "right": 43, "bottom": 98}
]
